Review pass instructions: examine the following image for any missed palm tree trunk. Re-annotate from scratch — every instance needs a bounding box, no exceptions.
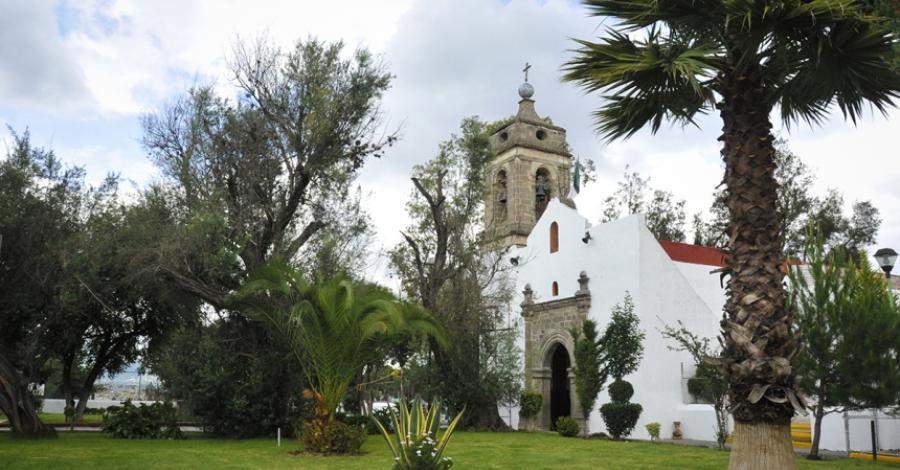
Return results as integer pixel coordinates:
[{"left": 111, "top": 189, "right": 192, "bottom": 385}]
[{"left": 718, "top": 71, "right": 798, "bottom": 470}]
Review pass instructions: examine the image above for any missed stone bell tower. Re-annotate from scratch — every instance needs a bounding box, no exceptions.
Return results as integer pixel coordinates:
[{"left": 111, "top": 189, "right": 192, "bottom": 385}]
[{"left": 483, "top": 69, "right": 576, "bottom": 250}]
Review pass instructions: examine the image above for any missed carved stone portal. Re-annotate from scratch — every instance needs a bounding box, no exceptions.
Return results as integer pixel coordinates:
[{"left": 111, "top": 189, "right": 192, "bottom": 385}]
[{"left": 521, "top": 273, "right": 591, "bottom": 431}]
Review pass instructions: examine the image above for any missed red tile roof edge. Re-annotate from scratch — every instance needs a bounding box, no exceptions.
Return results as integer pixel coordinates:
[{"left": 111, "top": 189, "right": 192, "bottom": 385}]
[{"left": 658, "top": 240, "right": 727, "bottom": 268}]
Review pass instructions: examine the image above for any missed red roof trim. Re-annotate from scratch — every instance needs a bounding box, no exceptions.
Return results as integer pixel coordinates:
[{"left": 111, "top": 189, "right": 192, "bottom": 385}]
[{"left": 658, "top": 240, "right": 726, "bottom": 267}]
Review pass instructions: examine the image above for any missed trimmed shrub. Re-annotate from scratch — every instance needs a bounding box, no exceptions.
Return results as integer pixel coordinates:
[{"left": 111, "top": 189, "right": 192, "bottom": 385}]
[
  {"left": 301, "top": 419, "right": 365, "bottom": 454},
  {"left": 608, "top": 380, "right": 634, "bottom": 402},
  {"left": 101, "top": 400, "right": 184, "bottom": 440},
  {"left": 555, "top": 416, "right": 579, "bottom": 437},
  {"left": 600, "top": 402, "right": 642, "bottom": 439},
  {"left": 519, "top": 391, "right": 542, "bottom": 420},
  {"left": 645, "top": 422, "right": 660, "bottom": 441}
]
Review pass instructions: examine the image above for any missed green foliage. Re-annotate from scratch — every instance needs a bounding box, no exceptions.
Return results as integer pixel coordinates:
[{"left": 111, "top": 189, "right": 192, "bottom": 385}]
[
  {"left": 696, "top": 144, "right": 882, "bottom": 256},
  {"left": 564, "top": 0, "right": 900, "bottom": 140},
  {"left": 600, "top": 401, "right": 643, "bottom": 440},
  {"left": 608, "top": 380, "right": 634, "bottom": 403},
  {"left": 371, "top": 398, "right": 463, "bottom": 470},
  {"left": 602, "top": 293, "right": 644, "bottom": 381},
  {"left": 147, "top": 320, "right": 302, "bottom": 438},
  {"left": 555, "top": 416, "right": 580, "bottom": 437},
  {"left": 645, "top": 422, "right": 661, "bottom": 440},
  {"left": 390, "top": 117, "right": 521, "bottom": 429},
  {"left": 601, "top": 166, "right": 686, "bottom": 242},
  {"left": 139, "top": 36, "right": 393, "bottom": 309},
  {"left": 518, "top": 392, "right": 543, "bottom": 420},
  {"left": 790, "top": 236, "right": 900, "bottom": 413},
  {"left": 101, "top": 400, "right": 184, "bottom": 440},
  {"left": 233, "top": 263, "right": 445, "bottom": 421},
  {"left": 301, "top": 419, "right": 365, "bottom": 455},
  {"left": 570, "top": 320, "right": 607, "bottom": 425}
]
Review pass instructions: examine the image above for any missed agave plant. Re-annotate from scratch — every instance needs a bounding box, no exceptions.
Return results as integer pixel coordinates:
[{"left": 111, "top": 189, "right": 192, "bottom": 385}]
[{"left": 371, "top": 398, "right": 463, "bottom": 470}]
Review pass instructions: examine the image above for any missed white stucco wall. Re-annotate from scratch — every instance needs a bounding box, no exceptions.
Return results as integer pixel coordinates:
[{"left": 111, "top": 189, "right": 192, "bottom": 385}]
[
  {"left": 816, "top": 409, "right": 900, "bottom": 453},
  {"left": 504, "top": 199, "right": 729, "bottom": 441}
]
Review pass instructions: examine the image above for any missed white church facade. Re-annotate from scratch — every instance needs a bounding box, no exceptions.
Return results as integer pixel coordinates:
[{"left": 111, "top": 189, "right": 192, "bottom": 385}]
[{"left": 487, "top": 80, "right": 730, "bottom": 441}]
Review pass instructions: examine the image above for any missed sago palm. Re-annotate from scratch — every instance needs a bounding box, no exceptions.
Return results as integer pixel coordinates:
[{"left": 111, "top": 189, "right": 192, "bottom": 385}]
[
  {"left": 563, "top": 1, "right": 899, "bottom": 467},
  {"left": 233, "top": 261, "right": 446, "bottom": 418}
]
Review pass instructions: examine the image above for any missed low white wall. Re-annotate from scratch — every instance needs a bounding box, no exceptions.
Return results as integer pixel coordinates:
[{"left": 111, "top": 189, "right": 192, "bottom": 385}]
[
  {"left": 41, "top": 399, "right": 161, "bottom": 414},
  {"left": 675, "top": 404, "right": 730, "bottom": 442},
  {"left": 816, "top": 409, "right": 900, "bottom": 453},
  {"left": 498, "top": 405, "right": 520, "bottom": 430}
]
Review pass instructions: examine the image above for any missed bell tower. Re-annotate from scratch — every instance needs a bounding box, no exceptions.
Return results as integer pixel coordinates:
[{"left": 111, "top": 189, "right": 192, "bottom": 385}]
[{"left": 483, "top": 69, "right": 576, "bottom": 250}]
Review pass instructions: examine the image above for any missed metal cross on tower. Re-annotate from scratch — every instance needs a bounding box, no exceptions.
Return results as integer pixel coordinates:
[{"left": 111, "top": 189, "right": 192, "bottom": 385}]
[{"left": 523, "top": 62, "right": 531, "bottom": 83}]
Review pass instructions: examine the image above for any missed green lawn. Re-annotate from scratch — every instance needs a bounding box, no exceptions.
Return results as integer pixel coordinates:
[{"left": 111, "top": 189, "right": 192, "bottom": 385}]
[
  {"left": 0, "top": 412, "right": 104, "bottom": 425},
  {"left": 1, "top": 432, "right": 897, "bottom": 469}
]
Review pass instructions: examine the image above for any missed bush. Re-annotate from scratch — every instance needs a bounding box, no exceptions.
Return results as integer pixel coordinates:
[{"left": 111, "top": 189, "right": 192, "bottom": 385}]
[
  {"left": 601, "top": 379, "right": 642, "bottom": 439},
  {"left": 645, "top": 422, "right": 660, "bottom": 441},
  {"left": 600, "top": 402, "right": 642, "bottom": 439},
  {"left": 555, "top": 416, "right": 579, "bottom": 437},
  {"left": 608, "top": 380, "right": 634, "bottom": 402},
  {"left": 519, "top": 391, "right": 542, "bottom": 419},
  {"left": 370, "top": 407, "right": 394, "bottom": 434},
  {"left": 101, "top": 400, "right": 184, "bottom": 439},
  {"left": 301, "top": 419, "right": 365, "bottom": 454},
  {"left": 147, "top": 321, "right": 303, "bottom": 438}
]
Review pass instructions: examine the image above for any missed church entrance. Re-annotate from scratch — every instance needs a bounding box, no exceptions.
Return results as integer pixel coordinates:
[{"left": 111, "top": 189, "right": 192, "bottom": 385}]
[{"left": 549, "top": 343, "right": 571, "bottom": 430}]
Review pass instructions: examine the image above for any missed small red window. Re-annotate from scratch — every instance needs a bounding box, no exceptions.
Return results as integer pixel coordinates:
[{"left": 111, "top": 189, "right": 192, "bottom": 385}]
[
  {"left": 552, "top": 281, "right": 559, "bottom": 296},
  {"left": 550, "top": 222, "right": 559, "bottom": 253}
]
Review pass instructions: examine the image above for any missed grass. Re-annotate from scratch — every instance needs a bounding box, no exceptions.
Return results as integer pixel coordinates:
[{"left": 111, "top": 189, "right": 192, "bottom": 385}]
[
  {"left": 0, "top": 412, "right": 104, "bottom": 425},
  {"left": 1, "top": 432, "right": 897, "bottom": 469}
]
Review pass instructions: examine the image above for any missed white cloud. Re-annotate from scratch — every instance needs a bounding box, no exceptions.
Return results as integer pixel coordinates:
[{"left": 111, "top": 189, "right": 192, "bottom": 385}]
[{"left": 0, "top": 0, "right": 92, "bottom": 111}]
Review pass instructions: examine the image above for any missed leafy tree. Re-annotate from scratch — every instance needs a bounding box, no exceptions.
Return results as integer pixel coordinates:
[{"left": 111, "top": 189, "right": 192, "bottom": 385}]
[
  {"left": 661, "top": 320, "right": 729, "bottom": 449},
  {"left": 139, "top": 36, "right": 393, "bottom": 308},
  {"left": 0, "top": 130, "right": 77, "bottom": 437},
  {"left": 694, "top": 142, "right": 881, "bottom": 259},
  {"left": 47, "top": 181, "right": 199, "bottom": 423},
  {"left": 232, "top": 262, "right": 445, "bottom": 421},
  {"left": 790, "top": 236, "right": 900, "bottom": 459},
  {"left": 390, "top": 117, "right": 520, "bottom": 430},
  {"left": 600, "top": 167, "right": 687, "bottom": 242},
  {"left": 564, "top": 0, "right": 898, "bottom": 465},
  {"left": 602, "top": 293, "right": 644, "bottom": 381},
  {"left": 570, "top": 319, "right": 607, "bottom": 435},
  {"left": 837, "top": 258, "right": 900, "bottom": 412}
]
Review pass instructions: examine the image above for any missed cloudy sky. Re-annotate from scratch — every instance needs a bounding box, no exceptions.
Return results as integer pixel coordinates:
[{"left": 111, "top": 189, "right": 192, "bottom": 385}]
[{"left": 2, "top": 0, "right": 898, "bottom": 282}]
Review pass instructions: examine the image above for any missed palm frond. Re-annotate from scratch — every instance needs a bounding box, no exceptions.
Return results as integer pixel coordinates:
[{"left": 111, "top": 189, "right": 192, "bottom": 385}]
[
  {"left": 582, "top": 0, "right": 725, "bottom": 34},
  {"left": 776, "top": 19, "right": 900, "bottom": 126},
  {"left": 563, "top": 28, "right": 717, "bottom": 140}
]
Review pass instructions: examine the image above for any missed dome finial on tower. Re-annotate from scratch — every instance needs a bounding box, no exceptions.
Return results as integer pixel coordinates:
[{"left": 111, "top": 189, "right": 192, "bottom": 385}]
[{"left": 518, "top": 62, "right": 534, "bottom": 99}]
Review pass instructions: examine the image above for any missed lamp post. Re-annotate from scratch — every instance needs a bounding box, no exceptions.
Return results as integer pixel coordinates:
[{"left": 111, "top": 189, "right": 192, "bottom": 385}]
[{"left": 874, "top": 248, "right": 897, "bottom": 279}]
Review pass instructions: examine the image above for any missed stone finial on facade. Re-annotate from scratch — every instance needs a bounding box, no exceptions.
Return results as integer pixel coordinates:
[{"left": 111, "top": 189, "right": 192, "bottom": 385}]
[
  {"left": 520, "top": 284, "right": 534, "bottom": 317},
  {"left": 576, "top": 271, "right": 589, "bottom": 295},
  {"left": 575, "top": 272, "right": 591, "bottom": 312}
]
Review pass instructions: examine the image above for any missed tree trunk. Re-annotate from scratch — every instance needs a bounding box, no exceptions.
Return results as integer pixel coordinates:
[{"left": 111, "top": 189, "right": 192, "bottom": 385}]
[
  {"left": 808, "top": 401, "right": 825, "bottom": 460},
  {"left": 0, "top": 354, "right": 55, "bottom": 438},
  {"left": 729, "top": 422, "right": 795, "bottom": 469},
  {"left": 719, "top": 70, "right": 798, "bottom": 469}
]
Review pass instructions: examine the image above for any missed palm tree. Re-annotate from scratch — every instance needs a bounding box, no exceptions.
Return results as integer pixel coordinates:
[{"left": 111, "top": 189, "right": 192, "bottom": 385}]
[
  {"left": 232, "top": 261, "right": 446, "bottom": 420},
  {"left": 563, "top": 1, "right": 899, "bottom": 467}
]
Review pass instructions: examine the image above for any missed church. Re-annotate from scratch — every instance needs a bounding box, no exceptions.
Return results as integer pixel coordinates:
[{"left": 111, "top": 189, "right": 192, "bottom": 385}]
[{"left": 487, "top": 78, "right": 730, "bottom": 442}]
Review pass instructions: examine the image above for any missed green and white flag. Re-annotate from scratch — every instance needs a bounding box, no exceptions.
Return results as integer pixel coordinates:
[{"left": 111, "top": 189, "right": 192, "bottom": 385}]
[{"left": 573, "top": 158, "right": 581, "bottom": 194}]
